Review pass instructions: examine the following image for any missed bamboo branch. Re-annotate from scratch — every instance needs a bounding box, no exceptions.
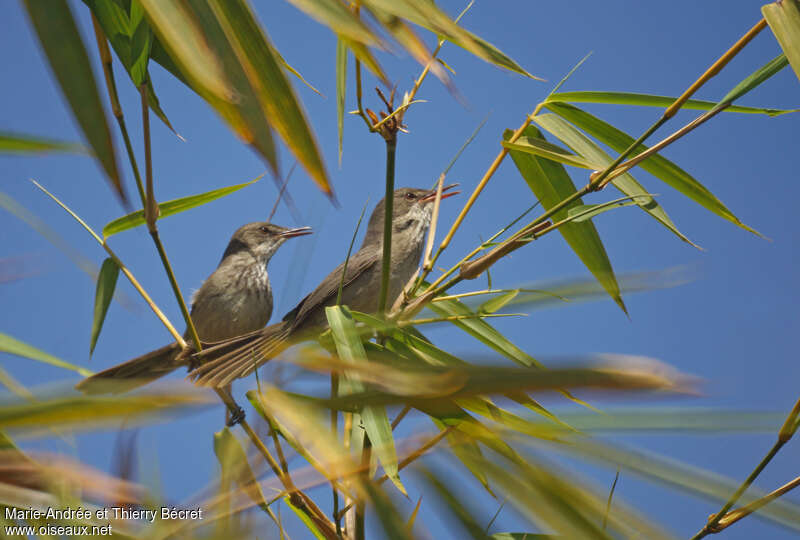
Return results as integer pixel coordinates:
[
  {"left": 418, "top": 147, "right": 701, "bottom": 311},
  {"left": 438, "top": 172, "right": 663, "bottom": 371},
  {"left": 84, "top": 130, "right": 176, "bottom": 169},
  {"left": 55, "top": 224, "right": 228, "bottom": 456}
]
[{"left": 690, "top": 397, "right": 800, "bottom": 539}]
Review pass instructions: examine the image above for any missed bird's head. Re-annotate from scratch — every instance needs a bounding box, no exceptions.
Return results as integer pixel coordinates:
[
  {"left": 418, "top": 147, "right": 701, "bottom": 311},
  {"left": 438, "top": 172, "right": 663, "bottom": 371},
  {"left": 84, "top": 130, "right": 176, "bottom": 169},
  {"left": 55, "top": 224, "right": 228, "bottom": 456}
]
[{"left": 223, "top": 222, "right": 312, "bottom": 263}]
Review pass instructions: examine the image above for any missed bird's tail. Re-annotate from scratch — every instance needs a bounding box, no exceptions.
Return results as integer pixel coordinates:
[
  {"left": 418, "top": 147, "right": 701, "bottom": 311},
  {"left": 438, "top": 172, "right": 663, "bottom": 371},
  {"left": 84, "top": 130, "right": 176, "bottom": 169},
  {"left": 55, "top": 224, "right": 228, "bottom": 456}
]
[
  {"left": 189, "top": 322, "right": 292, "bottom": 388},
  {"left": 75, "top": 343, "right": 183, "bottom": 395}
]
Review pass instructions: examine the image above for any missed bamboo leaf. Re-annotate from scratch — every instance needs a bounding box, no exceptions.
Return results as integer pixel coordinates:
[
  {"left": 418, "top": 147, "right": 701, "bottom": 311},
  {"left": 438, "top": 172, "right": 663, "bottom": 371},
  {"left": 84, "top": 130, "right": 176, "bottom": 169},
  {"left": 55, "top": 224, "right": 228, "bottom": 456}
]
[
  {"left": 721, "top": 53, "right": 791, "bottom": 104},
  {"left": 478, "top": 290, "right": 519, "bottom": 314},
  {"left": 89, "top": 258, "right": 120, "bottom": 356},
  {"left": 566, "top": 201, "right": 638, "bottom": 222},
  {"left": 533, "top": 112, "right": 698, "bottom": 248},
  {"left": 319, "top": 361, "right": 692, "bottom": 410},
  {"left": 285, "top": 496, "right": 328, "bottom": 540},
  {"left": 546, "top": 90, "right": 798, "bottom": 117},
  {"left": 545, "top": 102, "right": 758, "bottom": 235},
  {"left": 505, "top": 125, "right": 626, "bottom": 313},
  {"left": 284, "top": 0, "right": 383, "bottom": 46},
  {"left": 207, "top": 0, "right": 332, "bottom": 195},
  {"left": 326, "top": 306, "right": 405, "bottom": 495},
  {"left": 213, "top": 427, "right": 269, "bottom": 511},
  {"left": 23, "top": 0, "right": 125, "bottom": 202},
  {"left": 102, "top": 175, "right": 261, "bottom": 237},
  {"left": 763, "top": 1, "right": 800, "bottom": 84},
  {"left": 0, "top": 132, "right": 84, "bottom": 154},
  {"left": 336, "top": 37, "right": 347, "bottom": 165},
  {"left": 541, "top": 434, "right": 800, "bottom": 532},
  {"left": 362, "top": 0, "right": 537, "bottom": 79},
  {"left": 0, "top": 392, "right": 211, "bottom": 433},
  {"left": 137, "top": 0, "right": 233, "bottom": 101},
  {"left": 0, "top": 333, "right": 92, "bottom": 377},
  {"left": 425, "top": 294, "right": 544, "bottom": 368},
  {"left": 418, "top": 467, "right": 491, "bottom": 540},
  {"left": 501, "top": 137, "right": 600, "bottom": 170}
]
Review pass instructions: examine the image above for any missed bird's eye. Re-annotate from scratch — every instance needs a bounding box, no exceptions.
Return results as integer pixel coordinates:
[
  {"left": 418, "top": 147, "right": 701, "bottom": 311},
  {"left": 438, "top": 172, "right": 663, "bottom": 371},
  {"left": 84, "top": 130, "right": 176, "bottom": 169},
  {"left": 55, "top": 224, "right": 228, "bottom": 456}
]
[
  {"left": 404, "top": 192, "right": 416, "bottom": 201},
  {"left": 259, "top": 226, "right": 270, "bottom": 234}
]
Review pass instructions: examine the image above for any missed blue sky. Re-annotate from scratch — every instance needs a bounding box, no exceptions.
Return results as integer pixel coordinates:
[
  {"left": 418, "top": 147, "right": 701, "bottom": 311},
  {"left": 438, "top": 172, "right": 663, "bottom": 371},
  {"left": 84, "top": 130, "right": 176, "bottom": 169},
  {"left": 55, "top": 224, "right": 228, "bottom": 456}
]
[{"left": 2, "top": 1, "right": 799, "bottom": 538}]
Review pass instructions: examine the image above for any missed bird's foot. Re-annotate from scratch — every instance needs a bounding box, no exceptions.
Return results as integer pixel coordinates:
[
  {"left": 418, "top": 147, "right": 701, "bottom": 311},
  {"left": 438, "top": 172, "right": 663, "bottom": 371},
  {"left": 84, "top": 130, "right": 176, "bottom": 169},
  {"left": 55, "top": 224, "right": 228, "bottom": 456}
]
[{"left": 226, "top": 406, "right": 245, "bottom": 427}]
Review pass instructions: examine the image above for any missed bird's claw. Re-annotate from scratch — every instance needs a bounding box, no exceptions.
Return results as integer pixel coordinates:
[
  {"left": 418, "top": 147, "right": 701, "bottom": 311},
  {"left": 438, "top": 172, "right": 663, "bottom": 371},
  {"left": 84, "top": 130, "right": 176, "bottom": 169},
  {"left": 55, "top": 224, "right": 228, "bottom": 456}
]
[{"left": 226, "top": 406, "right": 245, "bottom": 427}]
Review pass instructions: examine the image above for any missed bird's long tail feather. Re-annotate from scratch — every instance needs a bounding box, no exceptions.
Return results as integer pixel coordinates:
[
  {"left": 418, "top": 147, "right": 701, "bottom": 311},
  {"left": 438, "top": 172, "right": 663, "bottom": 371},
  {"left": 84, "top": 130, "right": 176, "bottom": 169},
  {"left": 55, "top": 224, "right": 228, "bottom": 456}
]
[
  {"left": 75, "top": 343, "right": 183, "bottom": 395},
  {"left": 189, "top": 322, "right": 292, "bottom": 388}
]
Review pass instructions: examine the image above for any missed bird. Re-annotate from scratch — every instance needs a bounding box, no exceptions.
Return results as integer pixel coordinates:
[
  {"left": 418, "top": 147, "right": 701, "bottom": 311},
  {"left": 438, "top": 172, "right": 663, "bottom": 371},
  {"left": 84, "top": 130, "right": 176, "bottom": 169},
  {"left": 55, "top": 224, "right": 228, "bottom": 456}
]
[
  {"left": 75, "top": 222, "right": 312, "bottom": 396},
  {"left": 189, "top": 185, "right": 459, "bottom": 388}
]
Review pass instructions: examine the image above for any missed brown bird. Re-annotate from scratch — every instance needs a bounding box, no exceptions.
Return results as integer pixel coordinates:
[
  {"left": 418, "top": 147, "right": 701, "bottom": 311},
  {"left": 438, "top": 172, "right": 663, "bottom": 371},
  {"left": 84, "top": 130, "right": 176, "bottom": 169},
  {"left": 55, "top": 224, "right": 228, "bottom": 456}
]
[
  {"left": 75, "top": 222, "right": 311, "bottom": 395},
  {"left": 190, "top": 185, "right": 458, "bottom": 388}
]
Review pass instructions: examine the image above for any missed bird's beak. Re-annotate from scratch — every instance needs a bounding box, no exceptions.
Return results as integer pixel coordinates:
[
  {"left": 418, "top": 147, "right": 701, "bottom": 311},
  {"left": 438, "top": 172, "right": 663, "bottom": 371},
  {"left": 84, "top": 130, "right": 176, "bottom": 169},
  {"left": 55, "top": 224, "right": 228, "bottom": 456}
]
[
  {"left": 421, "top": 183, "right": 460, "bottom": 203},
  {"left": 279, "top": 226, "right": 313, "bottom": 238}
]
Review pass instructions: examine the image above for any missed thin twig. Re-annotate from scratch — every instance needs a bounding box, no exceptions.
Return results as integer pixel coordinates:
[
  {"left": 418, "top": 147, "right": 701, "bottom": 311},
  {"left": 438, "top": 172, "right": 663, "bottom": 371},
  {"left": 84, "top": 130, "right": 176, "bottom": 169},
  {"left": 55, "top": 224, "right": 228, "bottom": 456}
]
[
  {"left": 391, "top": 405, "right": 412, "bottom": 430},
  {"left": 269, "top": 161, "right": 298, "bottom": 222},
  {"left": 714, "top": 476, "right": 800, "bottom": 532},
  {"left": 690, "top": 396, "right": 800, "bottom": 539}
]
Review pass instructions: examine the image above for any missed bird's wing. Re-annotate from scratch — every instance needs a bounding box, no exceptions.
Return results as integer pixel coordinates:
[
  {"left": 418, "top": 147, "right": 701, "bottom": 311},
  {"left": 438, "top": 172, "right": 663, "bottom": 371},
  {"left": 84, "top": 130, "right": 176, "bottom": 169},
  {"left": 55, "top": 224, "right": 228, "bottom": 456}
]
[{"left": 284, "top": 245, "right": 377, "bottom": 327}]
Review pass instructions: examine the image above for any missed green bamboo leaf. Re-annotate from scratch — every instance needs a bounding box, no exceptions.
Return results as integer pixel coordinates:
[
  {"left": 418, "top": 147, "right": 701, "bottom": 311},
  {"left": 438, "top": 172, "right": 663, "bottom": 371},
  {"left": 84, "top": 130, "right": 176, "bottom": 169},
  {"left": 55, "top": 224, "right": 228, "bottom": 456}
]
[
  {"left": 513, "top": 408, "right": 785, "bottom": 433},
  {"left": 566, "top": 201, "right": 638, "bottom": 222},
  {"left": 249, "top": 386, "right": 357, "bottom": 487},
  {"left": 721, "top": 53, "right": 791, "bottom": 104},
  {"left": 0, "top": 392, "right": 210, "bottom": 433},
  {"left": 137, "top": 0, "right": 233, "bottom": 101},
  {"left": 425, "top": 294, "right": 544, "bottom": 368},
  {"left": 320, "top": 361, "right": 690, "bottom": 410},
  {"left": 501, "top": 137, "right": 599, "bottom": 170},
  {"left": 432, "top": 417, "right": 494, "bottom": 496},
  {"left": 545, "top": 102, "right": 758, "bottom": 235},
  {"left": 207, "top": 0, "right": 332, "bottom": 195},
  {"left": 505, "top": 126, "right": 626, "bottom": 313},
  {"left": 326, "top": 306, "right": 405, "bottom": 495},
  {"left": 23, "top": 0, "right": 125, "bottom": 203},
  {"left": 285, "top": 496, "right": 327, "bottom": 540},
  {"left": 541, "top": 434, "right": 800, "bottom": 532},
  {"left": 0, "top": 333, "right": 92, "bottom": 377},
  {"left": 84, "top": 0, "right": 176, "bottom": 132},
  {"left": 182, "top": 0, "right": 279, "bottom": 175},
  {"left": 363, "top": 0, "right": 538, "bottom": 79},
  {"left": 273, "top": 46, "right": 323, "bottom": 96},
  {"left": 476, "top": 455, "right": 667, "bottom": 540},
  {"left": 533, "top": 112, "right": 699, "bottom": 248},
  {"left": 491, "top": 534, "right": 555, "bottom": 540},
  {"left": 418, "top": 467, "right": 491, "bottom": 540},
  {"left": 0, "top": 132, "right": 84, "bottom": 154},
  {"left": 546, "top": 90, "right": 798, "bottom": 116},
  {"left": 361, "top": 481, "right": 415, "bottom": 540},
  {"left": 89, "top": 258, "right": 120, "bottom": 356},
  {"left": 284, "top": 0, "right": 383, "bottom": 46},
  {"left": 478, "top": 290, "right": 519, "bottom": 314},
  {"left": 102, "top": 175, "right": 261, "bottom": 237},
  {"left": 344, "top": 37, "right": 388, "bottom": 83},
  {"left": 213, "top": 428, "right": 269, "bottom": 511},
  {"left": 336, "top": 37, "right": 347, "bottom": 165},
  {"left": 763, "top": 1, "right": 800, "bottom": 83}
]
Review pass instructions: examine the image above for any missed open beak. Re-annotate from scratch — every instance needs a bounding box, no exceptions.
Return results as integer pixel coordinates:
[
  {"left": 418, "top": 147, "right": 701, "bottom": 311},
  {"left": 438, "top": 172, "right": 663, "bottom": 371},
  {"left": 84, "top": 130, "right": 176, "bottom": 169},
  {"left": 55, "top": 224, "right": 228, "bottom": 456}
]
[
  {"left": 420, "top": 183, "right": 460, "bottom": 203},
  {"left": 279, "top": 226, "right": 313, "bottom": 238}
]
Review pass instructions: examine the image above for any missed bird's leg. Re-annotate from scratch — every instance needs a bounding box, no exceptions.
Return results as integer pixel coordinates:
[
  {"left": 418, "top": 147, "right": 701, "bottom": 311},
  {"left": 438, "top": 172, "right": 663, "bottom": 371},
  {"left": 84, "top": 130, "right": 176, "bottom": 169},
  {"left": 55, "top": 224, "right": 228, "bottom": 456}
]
[{"left": 220, "top": 384, "right": 245, "bottom": 426}]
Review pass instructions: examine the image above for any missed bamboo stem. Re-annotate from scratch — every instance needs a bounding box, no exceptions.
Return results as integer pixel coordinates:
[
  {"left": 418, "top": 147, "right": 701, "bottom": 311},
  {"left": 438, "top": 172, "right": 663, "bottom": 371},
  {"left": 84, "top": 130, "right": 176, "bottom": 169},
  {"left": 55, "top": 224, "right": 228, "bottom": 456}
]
[
  {"left": 91, "top": 17, "right": 146, "bottom": 208},
  {"left": 377, "top": 139, "right": 397, "bottom": 314}
]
